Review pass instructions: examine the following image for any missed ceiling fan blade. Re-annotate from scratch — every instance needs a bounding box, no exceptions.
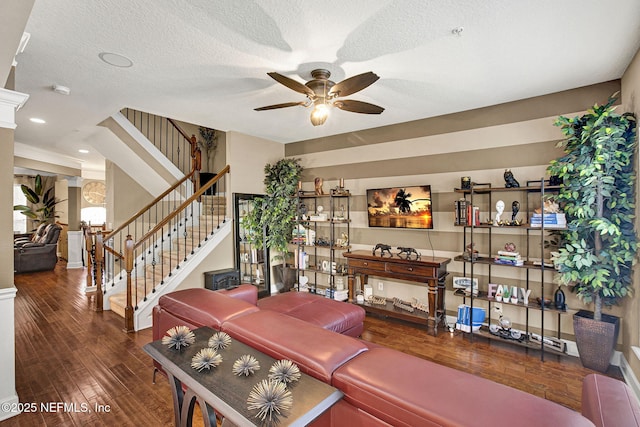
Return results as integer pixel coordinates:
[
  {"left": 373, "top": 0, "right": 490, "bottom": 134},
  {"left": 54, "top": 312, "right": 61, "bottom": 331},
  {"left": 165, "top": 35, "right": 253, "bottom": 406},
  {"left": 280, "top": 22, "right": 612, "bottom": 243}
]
[
  {"left": 329, "top": 72, "right": 380, "bottom": 97},
  {"left": 267, "top": 72, "right": 315, "bottom": 97},
  {"left": 334, "top": 99, "right": 385, "bottom": 114},
  {"left": 254, "top": 101, "right": 307, "bottom": 111}
]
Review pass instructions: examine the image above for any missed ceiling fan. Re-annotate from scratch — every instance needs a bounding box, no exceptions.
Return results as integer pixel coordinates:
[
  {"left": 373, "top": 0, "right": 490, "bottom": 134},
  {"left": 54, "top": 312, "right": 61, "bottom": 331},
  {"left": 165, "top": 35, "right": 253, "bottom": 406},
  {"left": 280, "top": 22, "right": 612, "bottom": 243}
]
[{"left": 255, "top": 69, "right": 384, "bottom": 126}]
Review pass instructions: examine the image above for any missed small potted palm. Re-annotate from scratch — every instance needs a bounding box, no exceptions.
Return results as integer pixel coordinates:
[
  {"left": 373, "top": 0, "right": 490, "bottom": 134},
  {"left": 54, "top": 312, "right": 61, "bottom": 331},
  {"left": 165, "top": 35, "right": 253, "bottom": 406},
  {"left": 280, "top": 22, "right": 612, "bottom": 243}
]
[{"left": 548, "top": 94, "right": 637, "bottom": 372}]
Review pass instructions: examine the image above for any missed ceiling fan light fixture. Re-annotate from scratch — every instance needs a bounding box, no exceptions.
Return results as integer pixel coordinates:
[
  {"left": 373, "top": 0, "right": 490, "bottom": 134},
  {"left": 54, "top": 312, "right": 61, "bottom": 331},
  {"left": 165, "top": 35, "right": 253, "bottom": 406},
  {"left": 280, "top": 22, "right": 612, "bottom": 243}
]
[{"left": 310, "top": 103, "right": 329, "bottom": 126}]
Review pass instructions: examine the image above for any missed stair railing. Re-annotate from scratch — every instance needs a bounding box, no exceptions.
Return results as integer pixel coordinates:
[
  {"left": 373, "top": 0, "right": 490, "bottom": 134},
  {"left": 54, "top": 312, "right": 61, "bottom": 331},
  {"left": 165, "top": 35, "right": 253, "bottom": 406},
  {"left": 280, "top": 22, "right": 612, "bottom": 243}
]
[
  {"left": 101, "top": 170, "right": 197, "bottom": 288},
  {"left": 121, "top": 108, "right": 199, "bottom": 176},
  {"left": 121, "top": 166, "right": 230, "bottom": 331}
]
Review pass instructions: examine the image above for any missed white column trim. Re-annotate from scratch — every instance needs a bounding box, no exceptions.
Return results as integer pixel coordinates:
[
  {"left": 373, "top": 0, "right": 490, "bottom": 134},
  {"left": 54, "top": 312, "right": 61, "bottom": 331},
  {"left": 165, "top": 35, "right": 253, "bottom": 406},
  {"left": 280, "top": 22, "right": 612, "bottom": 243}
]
[
  {"left": 0, "top": 88, "right": 29, "bottom": 129},
  {"left": 67, "top": 176, "right": 83, "bottom": 187},
  {"left": 0, "top": 287, "right": 18, "bottom": 421},
  {"left": 67, "top": 231, "right": 84, "bottom": 270}
]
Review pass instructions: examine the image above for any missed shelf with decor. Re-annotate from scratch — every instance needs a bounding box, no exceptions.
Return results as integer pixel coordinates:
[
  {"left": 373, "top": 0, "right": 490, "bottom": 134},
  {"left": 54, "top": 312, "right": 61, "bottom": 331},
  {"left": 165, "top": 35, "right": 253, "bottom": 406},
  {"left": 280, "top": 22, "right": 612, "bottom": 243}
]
[
  {"left": 453, "top": 178, "right": 569, "bottom": 360},
  {"left": 292, "top": 189, "right": 351, "bottom": 299},
  {"left": 471, "top": 327, "right": 567, "bottom": 356}
]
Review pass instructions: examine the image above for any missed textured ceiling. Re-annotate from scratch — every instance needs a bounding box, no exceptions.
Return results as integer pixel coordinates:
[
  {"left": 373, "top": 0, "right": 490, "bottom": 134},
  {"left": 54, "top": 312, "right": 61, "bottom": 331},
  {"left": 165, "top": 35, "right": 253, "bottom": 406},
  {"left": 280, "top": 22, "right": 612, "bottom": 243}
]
[{"left": 9, "top": 0, "right": 640, "bottom": 173}]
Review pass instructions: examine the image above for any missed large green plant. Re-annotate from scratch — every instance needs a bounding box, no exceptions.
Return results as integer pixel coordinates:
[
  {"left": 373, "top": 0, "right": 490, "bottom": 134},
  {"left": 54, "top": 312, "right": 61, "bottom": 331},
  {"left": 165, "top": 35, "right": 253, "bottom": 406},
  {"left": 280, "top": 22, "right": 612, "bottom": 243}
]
[
  {"left": 548, "top": 95, "right": 637, "bottom": 321},
  {"left": 13, "top": 175, "right": 63, "bottom": 225},
  {"left": 242, "top": 158, "right": 303, "bottom": 257}
]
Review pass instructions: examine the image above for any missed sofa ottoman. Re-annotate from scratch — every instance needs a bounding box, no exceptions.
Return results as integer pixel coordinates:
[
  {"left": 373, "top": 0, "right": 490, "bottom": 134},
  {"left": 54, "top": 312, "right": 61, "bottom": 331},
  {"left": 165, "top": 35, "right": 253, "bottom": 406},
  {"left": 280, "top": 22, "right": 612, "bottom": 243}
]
[
  {"left": 258, "top": 291, "right": 365, "bottom": 337},
  {"left": 332, "top": 347, "right": 592, "bottom": 427}
]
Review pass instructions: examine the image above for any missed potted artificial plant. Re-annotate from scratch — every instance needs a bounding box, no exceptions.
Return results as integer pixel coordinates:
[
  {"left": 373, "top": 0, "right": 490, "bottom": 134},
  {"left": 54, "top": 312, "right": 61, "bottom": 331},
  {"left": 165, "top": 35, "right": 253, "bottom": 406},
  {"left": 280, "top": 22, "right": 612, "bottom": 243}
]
[
  {"left": 242, "top": 158, "right": 303, "bottom": 293},
  {"left": 548, "top": 94, "right": 637, "bottom": 372},
  {"left": 14, "top": 174, "right": 64, "bottom": 227}
]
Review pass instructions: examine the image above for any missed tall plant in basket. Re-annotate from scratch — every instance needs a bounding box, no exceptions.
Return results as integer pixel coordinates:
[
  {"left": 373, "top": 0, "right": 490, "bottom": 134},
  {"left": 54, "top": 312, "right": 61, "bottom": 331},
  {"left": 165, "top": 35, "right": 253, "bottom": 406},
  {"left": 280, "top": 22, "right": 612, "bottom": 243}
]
[{"left": 547, "top": 94, "right": 637, "bottom": 371}]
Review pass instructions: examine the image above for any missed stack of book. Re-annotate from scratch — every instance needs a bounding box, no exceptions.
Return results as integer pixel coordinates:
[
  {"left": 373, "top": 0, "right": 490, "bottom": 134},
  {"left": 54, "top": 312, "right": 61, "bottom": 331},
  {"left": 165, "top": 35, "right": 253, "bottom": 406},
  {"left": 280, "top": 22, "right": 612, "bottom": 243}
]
[
  {"left": 530, "top": 212, "right": 566, "bottom": 228},
  {"left": 291, "top": 225, "right": 307, "bottom": 244},
  {"left": 454, "top": 199, "right": 480, "bottom": 226},
  {"left": 494, "top": 250, "right": 524, "bottom": 266},
  {"left": 325, "top": 288, "right": 349, "bottom": 302}
]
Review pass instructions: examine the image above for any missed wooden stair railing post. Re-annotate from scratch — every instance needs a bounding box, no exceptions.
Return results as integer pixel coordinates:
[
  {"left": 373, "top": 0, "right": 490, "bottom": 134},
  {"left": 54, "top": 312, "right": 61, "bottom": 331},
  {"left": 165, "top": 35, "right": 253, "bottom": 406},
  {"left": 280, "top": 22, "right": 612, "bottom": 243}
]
[
  {"left": 95, "top": 231, "right": 104, "bottom": 312},
  {"left": 191, "top": 134, "right": 201, "bottom": 197},
  {"left": 124, "top": 235, "right": 135, "bottom": 333}
]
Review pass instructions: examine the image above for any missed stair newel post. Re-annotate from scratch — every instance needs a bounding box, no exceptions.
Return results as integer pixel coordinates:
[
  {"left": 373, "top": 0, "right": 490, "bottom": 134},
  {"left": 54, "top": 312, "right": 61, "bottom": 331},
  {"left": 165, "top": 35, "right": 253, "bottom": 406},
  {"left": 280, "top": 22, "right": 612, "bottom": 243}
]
[
  {"left": 95, "top": 231, "right": 104, "bottom": 312},
  {"left": 124, "top": 234, "right": 135, "bottom": 332}
]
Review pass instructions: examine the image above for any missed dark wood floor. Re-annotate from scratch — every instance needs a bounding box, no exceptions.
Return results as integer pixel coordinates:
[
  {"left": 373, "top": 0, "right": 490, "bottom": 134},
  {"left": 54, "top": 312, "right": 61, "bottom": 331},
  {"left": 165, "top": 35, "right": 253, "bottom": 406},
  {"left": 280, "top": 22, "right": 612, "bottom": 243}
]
[{"left": 1, "top": 261, "right": 620, "bottom": 426}]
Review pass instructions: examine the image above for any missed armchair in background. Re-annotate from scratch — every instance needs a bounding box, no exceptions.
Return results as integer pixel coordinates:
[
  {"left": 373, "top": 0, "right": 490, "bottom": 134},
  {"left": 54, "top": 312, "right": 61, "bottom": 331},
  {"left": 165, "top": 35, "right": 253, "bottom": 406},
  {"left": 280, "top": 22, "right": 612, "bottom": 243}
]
[{"left": 14, "top": 223, "right": 62, "bottom": 273}]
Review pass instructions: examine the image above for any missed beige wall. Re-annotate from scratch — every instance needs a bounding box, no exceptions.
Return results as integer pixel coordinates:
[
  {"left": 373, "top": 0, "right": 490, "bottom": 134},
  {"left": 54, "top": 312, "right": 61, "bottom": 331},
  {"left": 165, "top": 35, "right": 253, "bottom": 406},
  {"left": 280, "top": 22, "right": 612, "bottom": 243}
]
[
  {"left": 1, "top": 127, "right": 14, "bottom": 288},
  {"left": 285, "top": 81, "right": 624, "bottom": 339},
  {"left": 227, "top": 131, "right": 284, "bottom": 195},
  {"left": 105, "top": 160, "right": 154, "bottom": 228},
  {"left": 54, "top": 179, "right": 69, "bottom": 225},
  {"left": 621, "top": 47, "right": 640, "bottom": 382}
]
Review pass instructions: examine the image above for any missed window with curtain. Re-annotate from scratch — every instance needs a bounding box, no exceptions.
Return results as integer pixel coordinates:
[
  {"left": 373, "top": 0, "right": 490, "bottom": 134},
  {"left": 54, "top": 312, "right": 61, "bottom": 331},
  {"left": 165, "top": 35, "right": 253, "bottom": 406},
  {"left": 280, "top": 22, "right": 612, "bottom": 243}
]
[{"left": 13, "top": 184, "right": 27, "bottom": 233}]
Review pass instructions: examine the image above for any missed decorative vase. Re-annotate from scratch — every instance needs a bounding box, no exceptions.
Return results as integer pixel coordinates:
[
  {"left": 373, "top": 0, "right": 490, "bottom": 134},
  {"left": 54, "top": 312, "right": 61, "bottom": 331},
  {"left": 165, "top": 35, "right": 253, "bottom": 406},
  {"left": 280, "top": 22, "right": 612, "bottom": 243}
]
[{"left": 573, "top": 310, "right": 619, "bottom": 373}]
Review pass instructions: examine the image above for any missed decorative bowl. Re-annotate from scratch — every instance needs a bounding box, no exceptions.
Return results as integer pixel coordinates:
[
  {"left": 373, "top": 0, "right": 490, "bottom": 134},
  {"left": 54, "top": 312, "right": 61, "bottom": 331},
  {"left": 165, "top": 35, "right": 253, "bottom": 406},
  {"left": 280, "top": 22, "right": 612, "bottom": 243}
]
[{"left": 536, "top": 297, "right": 551, "bottom": 306}]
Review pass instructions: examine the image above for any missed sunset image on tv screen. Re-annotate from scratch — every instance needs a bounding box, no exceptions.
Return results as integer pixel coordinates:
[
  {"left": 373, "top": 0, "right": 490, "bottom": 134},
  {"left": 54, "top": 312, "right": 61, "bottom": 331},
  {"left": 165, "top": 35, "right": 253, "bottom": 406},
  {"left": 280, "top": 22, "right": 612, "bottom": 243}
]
[{"left": 367, "top": 186, "right": 433, "bottom": 229}]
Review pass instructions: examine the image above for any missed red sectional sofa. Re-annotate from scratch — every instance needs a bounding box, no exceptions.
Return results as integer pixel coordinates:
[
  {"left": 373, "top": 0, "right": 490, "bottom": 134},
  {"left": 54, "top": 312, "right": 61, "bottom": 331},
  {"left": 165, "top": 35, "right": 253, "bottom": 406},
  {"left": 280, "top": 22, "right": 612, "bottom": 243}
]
[{"left": 152, "top": 285, "right": 640, "bottom": 427}]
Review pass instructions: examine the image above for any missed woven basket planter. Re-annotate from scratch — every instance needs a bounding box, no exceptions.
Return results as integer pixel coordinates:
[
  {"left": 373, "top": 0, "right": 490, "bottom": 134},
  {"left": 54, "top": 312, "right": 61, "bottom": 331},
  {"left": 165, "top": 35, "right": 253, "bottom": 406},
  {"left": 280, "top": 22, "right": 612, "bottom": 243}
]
[{"left": 573, "top": 310, "right": 620, "bottom": 373}]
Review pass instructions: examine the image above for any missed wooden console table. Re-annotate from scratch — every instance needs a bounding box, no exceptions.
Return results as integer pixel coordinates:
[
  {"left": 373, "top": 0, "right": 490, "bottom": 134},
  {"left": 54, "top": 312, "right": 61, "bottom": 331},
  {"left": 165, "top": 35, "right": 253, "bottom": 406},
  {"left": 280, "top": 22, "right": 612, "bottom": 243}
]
[
  {"left": 344, "top": 250, "right": 450, "bottom": 336},
  {"left": 144, "top": 326, "right": 343, "bottom": 426}
]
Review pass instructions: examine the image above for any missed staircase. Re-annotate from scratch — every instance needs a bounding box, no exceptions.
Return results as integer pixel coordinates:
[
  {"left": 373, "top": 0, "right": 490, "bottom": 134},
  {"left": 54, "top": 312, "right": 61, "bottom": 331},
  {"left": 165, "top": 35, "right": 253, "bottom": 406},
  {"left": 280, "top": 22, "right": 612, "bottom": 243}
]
[
  {"left": 85, "top": 108, "right": 232, "bottom": 332},
  {"left": 108, "top": 194, "right": 226, "bottom": 319}
]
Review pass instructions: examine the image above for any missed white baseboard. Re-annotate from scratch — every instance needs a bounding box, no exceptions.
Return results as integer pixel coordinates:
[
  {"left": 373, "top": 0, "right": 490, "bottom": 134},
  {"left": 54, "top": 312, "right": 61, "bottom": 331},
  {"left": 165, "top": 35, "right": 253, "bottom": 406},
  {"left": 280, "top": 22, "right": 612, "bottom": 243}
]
[
  {"left": 0, "top": 393, "right": 20, "bottom": 421},
  {"left": 66, "top": 261, "right": 84, "bottom": 269},
  {"left": 621, "top": 350, "right": 640, "bottom": 404}
]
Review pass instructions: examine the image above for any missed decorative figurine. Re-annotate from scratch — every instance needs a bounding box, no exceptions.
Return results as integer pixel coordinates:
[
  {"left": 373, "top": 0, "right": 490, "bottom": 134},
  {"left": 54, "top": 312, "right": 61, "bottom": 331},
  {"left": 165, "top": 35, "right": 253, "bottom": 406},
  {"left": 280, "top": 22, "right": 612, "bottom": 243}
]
[
  {"left": 534, "top": 198, "right": 561, "bottom": 214},
  {"left": 314, "top": 177, "right": 324, "bottom": 195},
  {"left": 494, "top": 200, "right": 505, "bottom": 225},
  {"left": 464, "top": 242, "right": 478, "bottom": 260},
  {"left": 504, "top": 169, "right": 520, "bottom": 188},
  {"left": 511, "top": 201, "right": 520, "bottom": 222},
  {"left": 554, "top": 286, "right": 567, "bottom": 311},
  {"left": 461, "top": 176, "right": 471, "bottom": 190},
  {"left": 504, "top": 242, "right": 516, "bottom": 253},
  {"left": 397, "top": 246, "right": 421, "bottom": 259},
  {"left": 372, "top": 243, "right": 392, "bottom": 256}
]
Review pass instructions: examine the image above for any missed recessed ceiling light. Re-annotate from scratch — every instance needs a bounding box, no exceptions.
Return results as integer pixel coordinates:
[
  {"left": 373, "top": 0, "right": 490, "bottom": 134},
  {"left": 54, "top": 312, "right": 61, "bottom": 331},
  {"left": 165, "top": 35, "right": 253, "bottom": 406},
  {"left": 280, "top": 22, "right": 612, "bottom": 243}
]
[
  {"left": 29, "top": 118, "right": 45, "bottom": 124},
  {"left": 98, "top": 52, "right": 133, "bottom": 68},
  {"left": 78, "top": 149, "right": 89, "bottom": 154}
]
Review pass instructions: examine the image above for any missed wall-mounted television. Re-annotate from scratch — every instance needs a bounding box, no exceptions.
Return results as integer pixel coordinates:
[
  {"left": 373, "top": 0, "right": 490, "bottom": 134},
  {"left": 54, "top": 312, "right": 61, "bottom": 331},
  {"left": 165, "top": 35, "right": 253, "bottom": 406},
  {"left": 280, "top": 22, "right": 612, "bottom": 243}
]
[{"left": 366, "top": 185, "right": 433, "bottom": 229}]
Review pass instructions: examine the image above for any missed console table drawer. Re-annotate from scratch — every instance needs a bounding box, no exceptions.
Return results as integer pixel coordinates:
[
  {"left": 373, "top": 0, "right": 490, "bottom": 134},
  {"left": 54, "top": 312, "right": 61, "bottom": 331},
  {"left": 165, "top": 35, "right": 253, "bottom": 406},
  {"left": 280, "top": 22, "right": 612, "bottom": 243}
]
[
  {"left": 349, "top": 259, "right": 386, "bottom": 271},
  {"left": 385, "top": 263, "right": 435, "bottom": 278}
]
